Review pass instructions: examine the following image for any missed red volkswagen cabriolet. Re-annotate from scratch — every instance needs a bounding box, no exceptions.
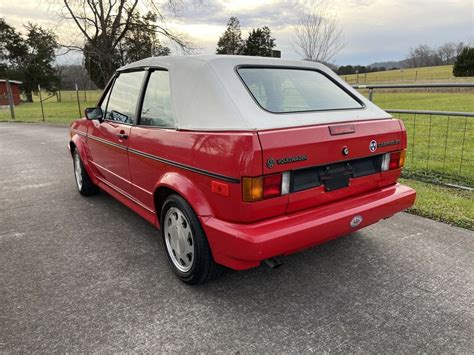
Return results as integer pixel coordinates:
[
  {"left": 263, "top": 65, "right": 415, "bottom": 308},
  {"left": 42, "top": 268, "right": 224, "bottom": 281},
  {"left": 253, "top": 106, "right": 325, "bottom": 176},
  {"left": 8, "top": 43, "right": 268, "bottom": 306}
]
[{"left": 69, "top": 55, "right": 416, "bottom": 284}]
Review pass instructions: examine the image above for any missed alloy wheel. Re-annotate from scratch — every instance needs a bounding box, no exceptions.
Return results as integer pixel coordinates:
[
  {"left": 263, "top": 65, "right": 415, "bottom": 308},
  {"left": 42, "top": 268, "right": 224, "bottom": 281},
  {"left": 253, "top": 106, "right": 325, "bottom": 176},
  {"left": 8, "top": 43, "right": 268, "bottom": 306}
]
[{"left": 164, "top": 207, "right": 195, "bottom": 272}]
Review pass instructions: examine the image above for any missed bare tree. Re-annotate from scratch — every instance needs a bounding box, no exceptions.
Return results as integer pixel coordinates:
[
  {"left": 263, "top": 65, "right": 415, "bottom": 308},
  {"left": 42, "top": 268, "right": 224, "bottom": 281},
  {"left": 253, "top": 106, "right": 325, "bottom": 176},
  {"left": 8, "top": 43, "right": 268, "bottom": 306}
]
[
  {"left": 61, "top": 0, "right": 195, "bottom": 87},
  {"left": 407, "top": 45, "right": 437, "bottom": 67},
  {"left": 406, "top": 42, "right": 465, "bottom": 68},
  {"left": 292, "top": 2, "right": 344, "bottom": 63},
  {"left": 437, "top": 42, "right": 457, "bottom": 64},
  {"left": 455, "top": 42, "right": 466, "bottom": 57}
]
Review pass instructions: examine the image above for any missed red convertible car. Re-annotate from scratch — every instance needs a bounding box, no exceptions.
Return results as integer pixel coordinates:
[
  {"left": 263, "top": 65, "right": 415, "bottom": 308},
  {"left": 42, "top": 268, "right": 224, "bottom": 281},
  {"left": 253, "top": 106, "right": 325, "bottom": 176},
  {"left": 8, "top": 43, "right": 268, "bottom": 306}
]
[{"left": 69, "top": 55, "right": 416, "bottom": 284}]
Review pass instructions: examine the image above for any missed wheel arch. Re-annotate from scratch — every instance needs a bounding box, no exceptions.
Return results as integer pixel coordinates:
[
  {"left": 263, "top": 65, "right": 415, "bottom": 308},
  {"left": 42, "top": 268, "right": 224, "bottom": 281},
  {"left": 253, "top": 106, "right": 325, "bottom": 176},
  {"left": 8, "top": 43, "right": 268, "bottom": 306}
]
[
  {"left": 69, "top": 135, "right": 98, "bottom": 185},
  {"left": 69, "top": 134, "right": 85, "bottom": 156},
  {"left": 68, "top": 140, "right": 76, "bottom": 156},
  {"left": 153, "top": 172, "right": 214, "bottom": 225}
]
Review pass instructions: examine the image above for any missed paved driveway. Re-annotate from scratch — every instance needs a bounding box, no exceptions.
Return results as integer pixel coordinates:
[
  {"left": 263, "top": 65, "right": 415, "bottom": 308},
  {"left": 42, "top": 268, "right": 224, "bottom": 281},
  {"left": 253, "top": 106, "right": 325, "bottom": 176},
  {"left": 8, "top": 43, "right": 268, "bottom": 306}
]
[{"left": 1, "top": 122, "right": 473, "bottom": 352}]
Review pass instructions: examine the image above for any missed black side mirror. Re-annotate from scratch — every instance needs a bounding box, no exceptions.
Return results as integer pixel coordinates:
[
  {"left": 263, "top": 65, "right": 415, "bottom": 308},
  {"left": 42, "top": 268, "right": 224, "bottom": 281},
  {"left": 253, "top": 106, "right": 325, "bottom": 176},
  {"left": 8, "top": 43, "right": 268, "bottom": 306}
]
[{"left": 85, "top": 107, "right": 103, "bottom": 121}]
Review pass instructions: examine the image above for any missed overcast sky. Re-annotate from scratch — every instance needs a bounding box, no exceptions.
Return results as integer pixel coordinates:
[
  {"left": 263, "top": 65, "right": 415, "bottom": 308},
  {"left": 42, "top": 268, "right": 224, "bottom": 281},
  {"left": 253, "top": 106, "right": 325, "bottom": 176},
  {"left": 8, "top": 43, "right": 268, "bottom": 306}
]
[{"left": 1, "top": 0, "right": 473, "bottom": 65}]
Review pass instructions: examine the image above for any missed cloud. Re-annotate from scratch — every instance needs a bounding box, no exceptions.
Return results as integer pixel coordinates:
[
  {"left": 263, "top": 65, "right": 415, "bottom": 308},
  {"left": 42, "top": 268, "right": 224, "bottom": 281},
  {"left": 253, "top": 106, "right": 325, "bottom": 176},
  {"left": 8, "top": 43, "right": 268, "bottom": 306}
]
[
  {"left": 168, "top": 0, "right": 305, "bottom": 28},
  {"left": 171, "top": 0, "right": 473, "bottom": 64},
  {"left": 333, "top": 0, "right": 473, "bottom": 63},
  {"left": 1, "top": 0, "right": 472, "bottom": 65}
]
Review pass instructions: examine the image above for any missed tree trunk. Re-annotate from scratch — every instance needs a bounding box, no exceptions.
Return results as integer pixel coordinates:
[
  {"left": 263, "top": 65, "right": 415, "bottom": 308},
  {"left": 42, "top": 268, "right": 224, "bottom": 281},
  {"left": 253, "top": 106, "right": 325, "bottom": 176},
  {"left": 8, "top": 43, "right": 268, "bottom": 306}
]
[{"left": 25, "top": 92, "right": 33, "bottom": 102}]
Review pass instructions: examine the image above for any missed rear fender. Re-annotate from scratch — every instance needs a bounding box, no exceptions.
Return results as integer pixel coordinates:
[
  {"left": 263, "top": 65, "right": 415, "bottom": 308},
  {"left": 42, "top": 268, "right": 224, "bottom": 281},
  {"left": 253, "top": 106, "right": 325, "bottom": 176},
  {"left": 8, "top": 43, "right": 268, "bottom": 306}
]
[
  {"left": 154, "top": 172, "right": 214, "bottom": 220},
  {"left": 397, "top": 118, "right": 408, "bottom": 149}
]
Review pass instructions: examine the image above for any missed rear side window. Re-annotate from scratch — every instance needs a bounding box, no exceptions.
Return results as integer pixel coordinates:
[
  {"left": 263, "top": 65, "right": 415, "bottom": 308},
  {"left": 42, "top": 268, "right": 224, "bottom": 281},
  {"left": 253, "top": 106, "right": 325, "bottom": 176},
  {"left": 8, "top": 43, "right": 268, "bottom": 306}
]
[
  {"left": 238, "top": 67, "right": 362, "bottom": 113},
  {"left": 140, "top": 71, "right": 174, "bottom": 128},
  {"left": 105, "top": 71, "right": 145, "bottom": 124}
]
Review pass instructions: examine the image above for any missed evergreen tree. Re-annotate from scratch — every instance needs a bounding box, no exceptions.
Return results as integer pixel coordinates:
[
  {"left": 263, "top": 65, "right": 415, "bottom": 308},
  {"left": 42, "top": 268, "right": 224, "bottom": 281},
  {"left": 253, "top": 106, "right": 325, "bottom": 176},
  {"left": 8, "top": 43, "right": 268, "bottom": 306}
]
[
  {"left": 216, "top": 17, "right": 244, "bottom": 55},
  {"left": 241, "top": 26, "right": 275, "bottom": 57},
  {"left": 453, "top": 47, "right": 474, "bottom": 77}
]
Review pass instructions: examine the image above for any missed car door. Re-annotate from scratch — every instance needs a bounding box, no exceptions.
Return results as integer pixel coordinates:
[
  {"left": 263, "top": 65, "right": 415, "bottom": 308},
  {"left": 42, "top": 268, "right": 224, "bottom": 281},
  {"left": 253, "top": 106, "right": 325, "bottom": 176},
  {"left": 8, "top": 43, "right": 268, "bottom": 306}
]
[
  {"left": 88, "top": 70, "right": 146, "bottom": 196},
  {"left": 128, "top": 69, "right": 176, "bottom": 210}
]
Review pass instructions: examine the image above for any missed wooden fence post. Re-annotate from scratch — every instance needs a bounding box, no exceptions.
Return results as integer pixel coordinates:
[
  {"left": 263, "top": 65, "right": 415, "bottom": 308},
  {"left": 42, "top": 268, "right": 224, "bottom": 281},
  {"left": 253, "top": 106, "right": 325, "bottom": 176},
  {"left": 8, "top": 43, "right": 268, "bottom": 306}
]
[
  {"left": 38, "top": 84, "right": 45, "bottom": 122},
  {"left": 75, "top": 84, "right": 81, "bottom": 118},
  {"left": 5, "top": 79, "right": 15, "bottom": 120},
  {"left": 368, "top": 88, "right": 374, "bottom": 102}
]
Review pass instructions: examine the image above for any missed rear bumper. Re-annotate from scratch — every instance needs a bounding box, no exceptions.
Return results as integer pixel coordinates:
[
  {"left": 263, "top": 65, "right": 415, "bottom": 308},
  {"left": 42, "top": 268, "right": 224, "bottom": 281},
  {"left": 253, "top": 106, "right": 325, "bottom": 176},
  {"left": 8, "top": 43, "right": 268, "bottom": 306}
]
[{"left": 201, "top": 183, "right": 416, "bottom": 270}]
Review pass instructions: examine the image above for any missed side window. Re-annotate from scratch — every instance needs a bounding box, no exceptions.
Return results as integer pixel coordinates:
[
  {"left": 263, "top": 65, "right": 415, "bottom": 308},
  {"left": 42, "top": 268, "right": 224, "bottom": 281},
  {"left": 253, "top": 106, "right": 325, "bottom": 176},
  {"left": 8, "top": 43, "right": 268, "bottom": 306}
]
[
  {"left": 140, "top": 71, "right": 174, "bottom": 127},
  {"left": 105, "top": 71, "right": 145, "bottom": 124}
]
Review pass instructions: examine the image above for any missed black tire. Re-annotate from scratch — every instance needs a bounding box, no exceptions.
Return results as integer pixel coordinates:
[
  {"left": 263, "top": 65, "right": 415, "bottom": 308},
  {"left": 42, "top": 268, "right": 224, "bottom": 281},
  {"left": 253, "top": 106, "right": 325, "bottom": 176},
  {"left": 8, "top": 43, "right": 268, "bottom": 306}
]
[
  {"left": 73, "top": 150, "right": 99, "bottom": 196},
  {"left": 160, "top": 194, "right": 224, "bottom": 285}
]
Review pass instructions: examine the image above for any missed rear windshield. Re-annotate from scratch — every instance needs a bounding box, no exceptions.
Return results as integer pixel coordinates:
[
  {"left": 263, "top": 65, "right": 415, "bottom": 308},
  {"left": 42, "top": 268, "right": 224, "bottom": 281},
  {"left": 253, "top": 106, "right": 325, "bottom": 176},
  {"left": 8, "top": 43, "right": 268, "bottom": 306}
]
[{"left": 237, "top": 67, "right": 363, "bottom": 113}]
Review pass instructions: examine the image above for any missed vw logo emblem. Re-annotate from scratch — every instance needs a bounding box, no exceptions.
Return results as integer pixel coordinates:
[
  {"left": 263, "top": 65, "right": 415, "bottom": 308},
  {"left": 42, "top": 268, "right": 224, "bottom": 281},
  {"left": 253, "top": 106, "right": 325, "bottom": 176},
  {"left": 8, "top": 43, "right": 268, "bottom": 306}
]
[
  {"left": 266, "top": 158, "right": 275, "bottom": 169},
  {"left": 350, "top": 215, "right": 363, "bottom": 228},
  {"left": 369, "top": 140, "right": 377, "bottom": 152}
]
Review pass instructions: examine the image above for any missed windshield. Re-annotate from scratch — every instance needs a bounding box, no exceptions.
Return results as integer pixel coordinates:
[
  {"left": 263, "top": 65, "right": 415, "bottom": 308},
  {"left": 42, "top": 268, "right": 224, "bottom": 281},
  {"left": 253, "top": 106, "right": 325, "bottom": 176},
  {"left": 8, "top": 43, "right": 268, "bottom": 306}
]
[{"left": 238, "top": 67, "right": 363, "bottom": 113}]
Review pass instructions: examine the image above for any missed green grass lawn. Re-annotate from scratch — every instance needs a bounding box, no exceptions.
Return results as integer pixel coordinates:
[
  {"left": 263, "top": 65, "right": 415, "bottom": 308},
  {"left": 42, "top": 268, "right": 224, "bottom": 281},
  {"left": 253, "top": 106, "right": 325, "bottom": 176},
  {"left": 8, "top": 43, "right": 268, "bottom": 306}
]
[
  {"left": 0, "top": 89, "right": 102, "bottom": 124},
  {"left": 371, "top": 92, "right": 474, "bottom": 112},
  {"left": 0, "top": 100, "right": 98, "bottom": 124},
  {"left": 342, "top": 64, "right": 474, "bottom": 84},
  {"left": 400, "top": 178, "right": 473, "bottom": 230},
  {"left": 53, "top": 90, "right": 102, "bottom": 103}
]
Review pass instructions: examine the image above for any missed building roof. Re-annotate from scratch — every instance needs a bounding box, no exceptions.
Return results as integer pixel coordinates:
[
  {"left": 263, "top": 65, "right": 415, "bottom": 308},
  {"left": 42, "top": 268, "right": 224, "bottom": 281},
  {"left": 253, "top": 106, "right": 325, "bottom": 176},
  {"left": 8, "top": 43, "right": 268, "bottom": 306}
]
[
  {"left": 118, "top": 55, "right": 391, "bottom": 131},
  {"left": 0, "top": 79, "right": 22, "bottom": 85}
]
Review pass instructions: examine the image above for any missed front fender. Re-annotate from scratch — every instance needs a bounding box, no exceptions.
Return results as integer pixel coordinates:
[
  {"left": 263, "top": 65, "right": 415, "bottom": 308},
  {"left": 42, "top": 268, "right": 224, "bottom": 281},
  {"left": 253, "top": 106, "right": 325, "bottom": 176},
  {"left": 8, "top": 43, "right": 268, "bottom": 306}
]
[{"left": 154, "top": 172, "right": 214, "bottom": 217}]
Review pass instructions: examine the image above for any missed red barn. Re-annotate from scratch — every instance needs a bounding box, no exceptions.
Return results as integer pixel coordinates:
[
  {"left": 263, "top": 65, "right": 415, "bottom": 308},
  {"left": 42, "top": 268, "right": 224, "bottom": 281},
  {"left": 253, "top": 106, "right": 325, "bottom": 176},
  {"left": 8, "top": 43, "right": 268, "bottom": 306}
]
[{"left": 0, "top": 80, "right": 22, "bottom": 106}]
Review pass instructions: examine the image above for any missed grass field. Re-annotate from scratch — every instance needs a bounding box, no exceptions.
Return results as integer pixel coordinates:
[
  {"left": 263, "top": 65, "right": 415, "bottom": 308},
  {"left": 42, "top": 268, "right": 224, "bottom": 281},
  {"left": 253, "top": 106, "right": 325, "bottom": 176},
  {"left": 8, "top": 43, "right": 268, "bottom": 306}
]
[
  {"left": 343, "top": 65, "right": 474, "bottom": 84},
  {"left": 0, "top": 90, "right": 101, "bottom": 124},
  {"left": 371, "top": 92, "right": 474, "bottom": 112},
  {"left": 400, "top": 178, "right": 473, "bottom": 230},
  {"left": 0, "top": 100, "right": 98, "bottom": 124}
]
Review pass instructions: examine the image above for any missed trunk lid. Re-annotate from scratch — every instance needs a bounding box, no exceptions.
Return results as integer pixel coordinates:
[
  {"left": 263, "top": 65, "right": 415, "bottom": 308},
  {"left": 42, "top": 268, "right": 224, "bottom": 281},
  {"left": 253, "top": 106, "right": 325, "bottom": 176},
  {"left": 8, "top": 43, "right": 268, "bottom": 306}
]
[{"left": 257, "top": 118, "right": 406, "bottom": 213}]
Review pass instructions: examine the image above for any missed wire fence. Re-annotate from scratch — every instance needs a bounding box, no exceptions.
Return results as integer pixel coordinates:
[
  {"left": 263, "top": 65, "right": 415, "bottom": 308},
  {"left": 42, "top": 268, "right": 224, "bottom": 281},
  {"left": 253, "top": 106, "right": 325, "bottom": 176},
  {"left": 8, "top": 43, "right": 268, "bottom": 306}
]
[
  {"left": 352, "top": 83, "right": 474, "bottom": 188},
  {"left": 52, "top": 88, "right": 102, "bottom": 103},
  {"left": 387, "top": 110, "right": 473, "bottom": 188}
]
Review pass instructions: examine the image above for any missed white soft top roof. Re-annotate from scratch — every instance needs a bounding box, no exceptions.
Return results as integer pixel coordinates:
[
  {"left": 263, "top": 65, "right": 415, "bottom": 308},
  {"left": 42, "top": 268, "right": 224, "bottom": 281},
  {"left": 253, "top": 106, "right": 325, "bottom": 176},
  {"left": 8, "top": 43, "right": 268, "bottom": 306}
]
[{"left": 118, "top": 55, "right": 391, "bottom": 131}]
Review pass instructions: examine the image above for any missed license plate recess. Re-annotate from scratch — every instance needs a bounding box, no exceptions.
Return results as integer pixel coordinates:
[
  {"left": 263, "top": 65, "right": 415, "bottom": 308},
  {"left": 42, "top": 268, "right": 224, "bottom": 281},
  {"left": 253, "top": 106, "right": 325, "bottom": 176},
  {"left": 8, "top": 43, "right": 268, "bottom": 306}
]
[{"left": 319, "top": 163, "right": 353, "bottom": 192}]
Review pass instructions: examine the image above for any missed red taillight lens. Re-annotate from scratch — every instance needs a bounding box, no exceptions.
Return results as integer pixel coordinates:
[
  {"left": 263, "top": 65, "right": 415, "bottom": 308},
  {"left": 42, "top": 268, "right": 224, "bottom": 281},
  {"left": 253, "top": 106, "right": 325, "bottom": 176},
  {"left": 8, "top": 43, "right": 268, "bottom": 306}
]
[
  {"left": 381, "top": 150, "right": 406, "bottom": 171},
  {"left": 263, "top": 174, "right": 282, "bottom": 198},
  {"left": 389, "top": 152, "right": 401, "bottom": 170}
]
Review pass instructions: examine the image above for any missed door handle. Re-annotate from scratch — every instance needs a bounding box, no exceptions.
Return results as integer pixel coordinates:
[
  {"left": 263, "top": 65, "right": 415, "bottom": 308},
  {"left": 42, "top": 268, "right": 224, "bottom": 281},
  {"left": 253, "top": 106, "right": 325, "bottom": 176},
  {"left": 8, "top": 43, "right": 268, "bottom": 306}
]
[{"left": 117, "top": 132, "right": 128, "bottom": 139}]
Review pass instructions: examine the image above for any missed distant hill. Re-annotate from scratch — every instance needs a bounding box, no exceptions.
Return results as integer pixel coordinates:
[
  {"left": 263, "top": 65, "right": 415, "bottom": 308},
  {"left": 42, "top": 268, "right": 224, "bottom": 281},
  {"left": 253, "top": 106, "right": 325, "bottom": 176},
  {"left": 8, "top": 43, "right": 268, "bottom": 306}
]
[{"left": 367, "top": 59, "right": 409, "bottom": 69}]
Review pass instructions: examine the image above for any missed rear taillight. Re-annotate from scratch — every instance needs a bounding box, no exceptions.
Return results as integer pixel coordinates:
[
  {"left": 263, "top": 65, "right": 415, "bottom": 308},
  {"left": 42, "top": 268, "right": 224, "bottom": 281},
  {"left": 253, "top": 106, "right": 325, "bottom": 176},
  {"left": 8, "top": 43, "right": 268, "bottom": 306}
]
[
  {"left": 381, "top": 150, "right": 406, "bottom": 171},
  {"left": 263, "top": 174, "right": 282, "bottom": 198},
  {"left": 243, "top": 172, "right": 290, "bottom": 202},
  {"left": 243, "top": 176, "right": 263, "bottom": 201}
]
